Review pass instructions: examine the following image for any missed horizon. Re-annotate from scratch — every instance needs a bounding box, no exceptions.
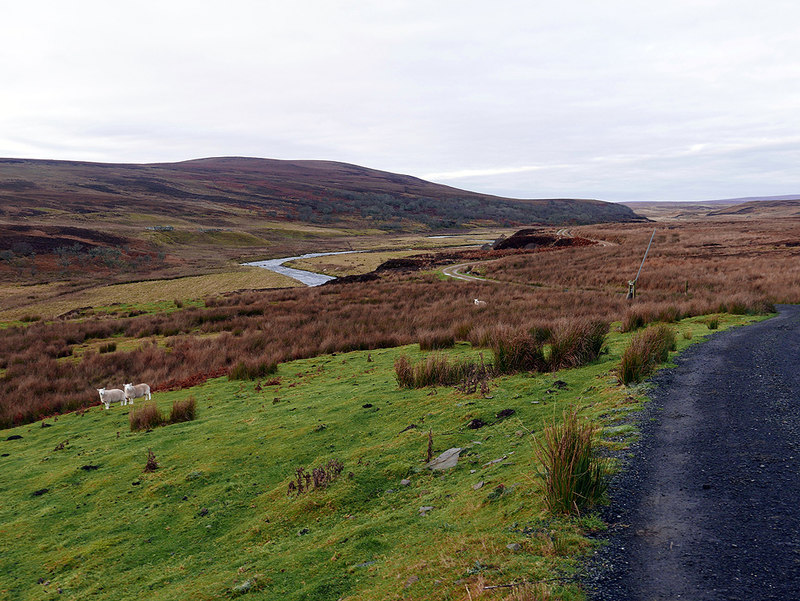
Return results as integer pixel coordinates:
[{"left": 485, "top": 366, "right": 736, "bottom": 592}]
[
  {"left": 3, "top": 153, "right": 798, "bottom": 205},
  {"left": 2, "top": 2, "right": 800, "bottom": 202}
]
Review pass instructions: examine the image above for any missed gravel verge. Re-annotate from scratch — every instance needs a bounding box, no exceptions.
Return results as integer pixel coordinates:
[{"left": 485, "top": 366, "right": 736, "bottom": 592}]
[{"left": 584, "top": 305, "right": 800, "bottom": 600}]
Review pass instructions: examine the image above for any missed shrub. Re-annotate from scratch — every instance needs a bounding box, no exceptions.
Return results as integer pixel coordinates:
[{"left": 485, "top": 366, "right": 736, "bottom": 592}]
[
  {"left": 229, "top": 359, "right": 278, "bottom": 380},
  {"left": 492, "top": 331, "right": 546, "bottom": 374},
  {"left": 618, "top": 323, "right": 677, "bottom": 385},
  {"left": 534, "top": 408, "right": 608, "bottom": 515},
  {"left": 169, "top": 396, "right": 196, "bottom": 423},
  {"left": 547, "top": 320, "right": 609, "bottom": 371},
  {"left": 129, "top": 402, "right": 165, "bottom": 431},
  {"left": 418, "top": 330, "right": 455, "bottom": 351},
  {"left": 98, "top": 342, "right": 117, "bottom": 354},
  {"left": 683, "top": 329, "right": 693, "bottom": 340},
  {"left": 706, "top": 316, "right": 719, "bottom": 330}
]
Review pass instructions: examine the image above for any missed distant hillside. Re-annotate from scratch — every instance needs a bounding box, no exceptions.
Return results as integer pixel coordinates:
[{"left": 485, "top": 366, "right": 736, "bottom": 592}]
[
  {"left": 622, "top": 195, "right": 800, "bottom": 220},
  {"left": 711, "top": 194, "right": 800, "bottom": 204},
  {"left": 708, "top": 198, "right": 800, "bottom": 218},
  {"left": 0, "top": 156, "right": 641, "bottom": 229}
]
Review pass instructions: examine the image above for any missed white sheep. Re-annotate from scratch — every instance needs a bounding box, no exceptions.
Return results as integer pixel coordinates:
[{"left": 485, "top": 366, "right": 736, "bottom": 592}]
[
  {"left": 124, "top": 382, "right": 151, "bottom": 404},
  {"left": 473, "top": 298, "right": 487, "bottom": 306},
  {"left": 97, "top": 387, "right": 127, "bottom": 410}
]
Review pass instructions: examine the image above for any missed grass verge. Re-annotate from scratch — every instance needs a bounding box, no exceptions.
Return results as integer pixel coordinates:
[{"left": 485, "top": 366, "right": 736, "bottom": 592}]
[{"left": 0, "top": 312, "right": 765, "bottom": 600}]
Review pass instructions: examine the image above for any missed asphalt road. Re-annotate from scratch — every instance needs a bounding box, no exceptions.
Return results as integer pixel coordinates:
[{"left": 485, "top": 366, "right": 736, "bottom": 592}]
[{"left": 585, "top": 305, "right": 800, "bottom": 600}]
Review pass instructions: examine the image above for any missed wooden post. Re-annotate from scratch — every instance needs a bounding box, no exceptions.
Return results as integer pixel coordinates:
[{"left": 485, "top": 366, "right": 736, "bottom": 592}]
[{"left": 627, "top": 229, "right": 656, "bottom": 301}]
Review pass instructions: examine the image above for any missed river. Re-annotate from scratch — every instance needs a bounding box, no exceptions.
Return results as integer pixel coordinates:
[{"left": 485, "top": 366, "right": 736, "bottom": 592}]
[{"left": 243, "top": 251, "right": 360, "bottom": 287}]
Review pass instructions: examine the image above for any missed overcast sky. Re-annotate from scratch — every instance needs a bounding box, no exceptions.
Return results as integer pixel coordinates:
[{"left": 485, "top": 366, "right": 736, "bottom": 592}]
[{"left": 2, "top": 1, "right": 800, "bottom": 201}]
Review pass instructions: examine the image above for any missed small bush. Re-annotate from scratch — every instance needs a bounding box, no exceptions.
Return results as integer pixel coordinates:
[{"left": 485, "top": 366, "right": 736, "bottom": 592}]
[
  {"left": 418, "top": 330, "right": 455, "bottom": 351},
  {"left": 534, "top": 408, "right": 608, "bottom": 515},
  {"left": 706, "top": 316, "right": 719, "bottom": 330},
  {"left": 547, "top": 320, "right": 609, "bottom": 371},
  {"left": 683, "top": 329, "right": 693, "bottom": 340},
  {"left": 229, "top": 359, "right": 278, "bottom": 380},
  {"left": 169, "top": 396, "right": 196, "bottom": 423},
  {"left": 129, "top": 402, "right": 165, "bottom": 431},
  {"left": 618, "top": 323, "right": 677, "bottom": 385}
]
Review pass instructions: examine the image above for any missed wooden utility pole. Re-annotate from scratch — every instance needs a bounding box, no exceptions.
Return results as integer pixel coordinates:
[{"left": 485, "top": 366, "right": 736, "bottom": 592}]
[{"left": 627, "top": 228, "right": 656, "bottom": 300}]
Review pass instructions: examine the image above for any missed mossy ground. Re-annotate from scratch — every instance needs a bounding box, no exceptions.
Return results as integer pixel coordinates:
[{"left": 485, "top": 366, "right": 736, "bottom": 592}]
[{"left": 0, "top": 313, "right": 763, "bottom": 600}]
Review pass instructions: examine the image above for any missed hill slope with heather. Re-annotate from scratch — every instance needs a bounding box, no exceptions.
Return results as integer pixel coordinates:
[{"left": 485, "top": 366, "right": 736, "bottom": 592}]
[{"left": 0, "top": 156, "right": 641, "bottom": 229}]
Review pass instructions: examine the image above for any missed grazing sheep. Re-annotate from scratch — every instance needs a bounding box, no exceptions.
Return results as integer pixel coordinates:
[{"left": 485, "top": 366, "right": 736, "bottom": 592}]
[
  {"left": 473, "top": 298, "right": 487, "bottom": 306},
  {"left": 97, "top": 388, "right": 127, "bottom": 410},
  {"left": 124, "top": 383, "right": 151, "bottom": 404}
]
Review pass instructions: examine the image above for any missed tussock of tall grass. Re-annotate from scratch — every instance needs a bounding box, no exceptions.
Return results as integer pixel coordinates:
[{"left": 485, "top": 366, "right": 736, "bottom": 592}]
[
  {"left": 130, "top": 398, "right": 197, "bottom": 431},
  {"left": 418, "top": 329, "right": 455, "bottom": 351},
  {"left": 618, "top": 323, "right": 677, "bottom": 385},
  {"left": 534, "top": 408, "right": 608, "bottom": 515},
  {"left": 169, "top": 396, "right": 196, "bottom": 423},
  {"left": 129, "top": 403, "right": 164, "bottom": 431},
  {"left": 546, "top": 319, "right": 608, "bottom": 371},
  {"left": 491, "top": 330, "right": 546, "bottom": 374},
  {"left": 394, "top": 354, "right": 487, "bottom": 389},
  {"left": 228, "top": 359, "right": 277, "bottom": 381}
]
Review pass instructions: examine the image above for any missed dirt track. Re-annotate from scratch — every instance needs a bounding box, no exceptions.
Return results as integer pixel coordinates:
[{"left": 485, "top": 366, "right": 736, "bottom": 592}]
[{"left": 585, "top": 305, "right": 800, "bottom": 600}]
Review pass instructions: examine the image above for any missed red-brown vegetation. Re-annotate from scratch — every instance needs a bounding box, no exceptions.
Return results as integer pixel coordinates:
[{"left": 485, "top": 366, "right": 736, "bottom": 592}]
[{"left": 0, "top": 219, "right": 792, "bottom": 428}]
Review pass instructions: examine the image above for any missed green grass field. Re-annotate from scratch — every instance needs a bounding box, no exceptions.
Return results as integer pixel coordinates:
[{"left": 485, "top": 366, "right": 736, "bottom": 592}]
[
  {"left": 0, "top": 314, "right": 763, "bottom": 600},
  {"left": 0, "top": 268, "right": 300, "bottom": 322}
]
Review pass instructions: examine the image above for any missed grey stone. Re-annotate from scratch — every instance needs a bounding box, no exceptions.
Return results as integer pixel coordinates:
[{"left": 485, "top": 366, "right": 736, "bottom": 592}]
[
  {"left": 482, "top": 455, "right": 508, "bottom": 467},
  {"left": 426, "top": 447, "right": 462, "bottom": 470},
  {"left": 419, "top": 506, "right": 434, "bottom": 516},
  {"left": 506, "top": 543, "right": 521, "bottom": 552},
  {"left": 472, "top": 481, "right": 484, "bottom": 490},
  {"left": 400, "top": 479, "right": 411, "bottom": 486},
  {"left": 404, "top": 575, "right": 419, "bottom": 588}
]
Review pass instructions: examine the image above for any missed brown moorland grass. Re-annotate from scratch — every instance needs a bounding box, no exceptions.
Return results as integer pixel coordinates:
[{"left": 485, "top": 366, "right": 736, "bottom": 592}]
[{"left": 0, "top": 218, "right": 790, "bottom": 428}]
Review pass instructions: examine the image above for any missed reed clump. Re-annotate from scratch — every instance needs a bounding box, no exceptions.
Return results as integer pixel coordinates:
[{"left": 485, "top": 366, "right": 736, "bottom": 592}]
[
  {"left": 394, "top": 354, "right": 481, "bottom": 388},
  {"left": 546, "top": 320, "right": 608, "bottom": 371},
  {"left": 618, "top": 323, "right": 677, "bottom": 385},
  {"left": 129, "top": 402, "right": 164, "bottom": 431},
  {"left": 534, "top": 408, "right": 608, "bottom": 515}
]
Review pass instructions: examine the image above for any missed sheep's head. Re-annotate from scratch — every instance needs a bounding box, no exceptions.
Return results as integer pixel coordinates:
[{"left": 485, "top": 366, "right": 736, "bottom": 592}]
[{"left": 97, "top": 388, "right": 105, "bottom": 394}]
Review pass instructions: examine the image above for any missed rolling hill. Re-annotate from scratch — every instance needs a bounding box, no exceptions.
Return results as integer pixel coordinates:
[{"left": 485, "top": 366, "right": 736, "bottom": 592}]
[{"left": 0, "top": 156, "right": 641, "bottom": 229}]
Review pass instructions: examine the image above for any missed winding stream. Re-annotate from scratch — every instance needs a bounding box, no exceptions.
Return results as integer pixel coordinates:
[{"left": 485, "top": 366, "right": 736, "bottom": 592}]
[{"left": 243, "top": 251, "right": 360, "bottom": 287}]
